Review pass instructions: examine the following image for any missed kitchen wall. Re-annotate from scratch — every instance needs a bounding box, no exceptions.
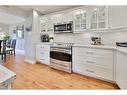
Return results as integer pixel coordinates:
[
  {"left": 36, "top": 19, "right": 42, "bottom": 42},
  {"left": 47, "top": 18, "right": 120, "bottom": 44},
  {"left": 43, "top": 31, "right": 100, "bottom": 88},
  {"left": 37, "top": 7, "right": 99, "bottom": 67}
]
[
  {"left": 24, "top": 10, "right": 40, "bottom": 63},
  {"left": 53, "top": 31, "right": 127, "bottom": 46}
]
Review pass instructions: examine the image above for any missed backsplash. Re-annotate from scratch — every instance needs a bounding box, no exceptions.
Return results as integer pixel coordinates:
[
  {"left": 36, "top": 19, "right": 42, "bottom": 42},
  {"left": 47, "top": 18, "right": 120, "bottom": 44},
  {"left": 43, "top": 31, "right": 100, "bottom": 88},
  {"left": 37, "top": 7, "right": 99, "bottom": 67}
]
[{"left": 53, "top": 31, "right": 127, "bottom": 46}]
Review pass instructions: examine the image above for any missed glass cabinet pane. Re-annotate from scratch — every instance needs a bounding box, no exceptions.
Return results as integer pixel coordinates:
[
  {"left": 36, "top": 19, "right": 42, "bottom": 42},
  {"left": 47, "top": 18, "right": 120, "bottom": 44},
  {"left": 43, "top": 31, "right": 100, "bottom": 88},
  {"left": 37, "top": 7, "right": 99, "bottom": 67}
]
[
  {"left": 90, "top": 6, "right": 106, "bottom": 29},
  {"left": 98, "top": 22, "right": 105, "bottom": 28},
  {"left": 81, "top": 11, "right": 87, "bottom": 29}
]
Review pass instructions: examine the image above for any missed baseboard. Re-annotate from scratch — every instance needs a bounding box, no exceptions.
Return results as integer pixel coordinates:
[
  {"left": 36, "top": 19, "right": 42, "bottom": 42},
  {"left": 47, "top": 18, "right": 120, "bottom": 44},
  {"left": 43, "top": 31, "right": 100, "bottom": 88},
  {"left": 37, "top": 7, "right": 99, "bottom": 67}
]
[
  {"left": 24, "top": 59, "right": 36, "bottom": 64},
  {"left": 15, "top": 50, "right": 25, "bottom": 55}
]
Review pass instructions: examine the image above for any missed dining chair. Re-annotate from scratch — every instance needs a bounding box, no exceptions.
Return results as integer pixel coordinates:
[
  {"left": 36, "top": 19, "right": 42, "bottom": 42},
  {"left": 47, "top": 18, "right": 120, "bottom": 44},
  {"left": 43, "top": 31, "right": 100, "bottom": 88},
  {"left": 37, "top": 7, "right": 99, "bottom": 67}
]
[
  {"left": 0, "top": 40, "right": 7, "bottom": 62},
  {"left": 6, "top": 39, "right": 16, "bottom": 56},
  {"left": 6, "top": 39, "right": 12, "bottom": 48}
]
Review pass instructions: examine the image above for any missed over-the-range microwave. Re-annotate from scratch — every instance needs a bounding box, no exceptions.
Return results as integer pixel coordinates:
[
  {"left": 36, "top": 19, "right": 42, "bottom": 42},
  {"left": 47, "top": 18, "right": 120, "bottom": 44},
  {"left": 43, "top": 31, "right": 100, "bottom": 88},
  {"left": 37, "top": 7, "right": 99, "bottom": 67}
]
[{"left": 54, "top": 21, "right": 73, "bottom": 33}]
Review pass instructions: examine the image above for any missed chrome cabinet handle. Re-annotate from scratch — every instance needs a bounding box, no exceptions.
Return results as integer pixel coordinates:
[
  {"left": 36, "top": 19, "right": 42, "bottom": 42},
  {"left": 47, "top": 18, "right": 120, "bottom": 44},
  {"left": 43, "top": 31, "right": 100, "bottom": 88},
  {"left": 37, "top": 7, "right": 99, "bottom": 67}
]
[
  {"left": 86, "top": 69, "right": 95, "bottom": 73},
  {"left": 86, "top": 60, "right": 95, "bottom": 64}
]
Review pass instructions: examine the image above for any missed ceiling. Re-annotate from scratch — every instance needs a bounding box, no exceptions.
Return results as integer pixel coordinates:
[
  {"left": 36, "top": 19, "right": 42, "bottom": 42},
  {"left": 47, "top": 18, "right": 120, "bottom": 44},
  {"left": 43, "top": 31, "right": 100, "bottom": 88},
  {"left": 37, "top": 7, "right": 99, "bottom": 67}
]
[
  {"left": 17, "top": 5, "right": 80, "bottom": 14},
  {"left": 0, "top": 12, "right": 25, "bottom": 25},
  {"left": 0, "top": 5, "right": 80, "bottom": 25}
]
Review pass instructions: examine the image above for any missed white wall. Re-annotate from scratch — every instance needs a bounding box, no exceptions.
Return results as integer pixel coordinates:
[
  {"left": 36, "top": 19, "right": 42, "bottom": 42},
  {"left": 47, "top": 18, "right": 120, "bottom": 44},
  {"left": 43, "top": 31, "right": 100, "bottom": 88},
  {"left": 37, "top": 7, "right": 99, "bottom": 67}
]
[
  {"left": 53, "top": 31, "right": 127, "bottom": 46},
  {"left": 24, "top": 10, "right": 40, "bottom": 62},
  {"left": 9, "top": 22, "right": 25, "bottom": 52}
]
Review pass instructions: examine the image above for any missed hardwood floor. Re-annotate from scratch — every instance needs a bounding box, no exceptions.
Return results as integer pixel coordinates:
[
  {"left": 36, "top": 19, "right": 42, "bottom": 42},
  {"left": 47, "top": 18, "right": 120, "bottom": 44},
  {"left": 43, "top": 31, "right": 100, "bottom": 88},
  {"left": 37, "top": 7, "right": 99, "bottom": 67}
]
[{"left": 2, "top": 54, "right": 119, "bottom": 89}]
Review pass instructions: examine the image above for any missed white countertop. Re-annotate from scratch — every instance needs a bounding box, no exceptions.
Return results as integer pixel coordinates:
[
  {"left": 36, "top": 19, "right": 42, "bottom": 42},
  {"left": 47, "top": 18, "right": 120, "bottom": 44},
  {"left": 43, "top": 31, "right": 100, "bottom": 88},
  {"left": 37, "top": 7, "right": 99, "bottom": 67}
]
[
  {"left": 73, "top": 44, "right": 115, "bottom": 49},
  {"left": 73, "top": 43, "right": 127, "bottom": 54},
  {"left": 0, "top": 65, "right": 16, "bottom": 85},
  {"left": 36, "top": 42, "right": 127, "bottom": 54}
]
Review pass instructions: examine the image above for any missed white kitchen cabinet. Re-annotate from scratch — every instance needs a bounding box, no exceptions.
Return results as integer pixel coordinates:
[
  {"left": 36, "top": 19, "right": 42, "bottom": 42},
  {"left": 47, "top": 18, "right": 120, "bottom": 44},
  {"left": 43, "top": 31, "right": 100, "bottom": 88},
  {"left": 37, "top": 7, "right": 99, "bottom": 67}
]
[
  {"left": 36, "top": 44, "right": 50, "bottom": 65},
  {"left": 115, "top": 51, "right": 127, "bottom": 89},
  {"left": 40, "top": 17, "right": 47, "bottom": 32},
  {"left": 62, "top": 11, "right": 73, "bottom": 22},
  {"left": 51, "top": 14, "right": 63, "bottom": 24},
  {"left": 40, "top": 16, "right": 54, "bottom": 33},
  {"left": 90, "top": 6, "right": 108, "bottom": 30},
  {"left": 73, "top": 47, "right": 114, "bottom": 81},
  {"left": 108, "top": 6, "right": 127, "bottom": 29},
  {"left": 73, "top": 8, "right": 88, "bottom": 32},
  {"left": 46, "top": 16, "right": 54, "bottom": 33}
]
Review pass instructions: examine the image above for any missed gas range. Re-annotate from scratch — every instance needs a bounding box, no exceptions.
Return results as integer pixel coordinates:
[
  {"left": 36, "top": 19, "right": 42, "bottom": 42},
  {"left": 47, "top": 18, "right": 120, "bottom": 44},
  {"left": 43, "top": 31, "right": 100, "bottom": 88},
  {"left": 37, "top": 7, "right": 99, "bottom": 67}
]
[
  {"left": 51, "top": 42, "right": 73, "bottom": 49},
  {"left": 50, "top": 42, "right": 73, "bottom": 73}
]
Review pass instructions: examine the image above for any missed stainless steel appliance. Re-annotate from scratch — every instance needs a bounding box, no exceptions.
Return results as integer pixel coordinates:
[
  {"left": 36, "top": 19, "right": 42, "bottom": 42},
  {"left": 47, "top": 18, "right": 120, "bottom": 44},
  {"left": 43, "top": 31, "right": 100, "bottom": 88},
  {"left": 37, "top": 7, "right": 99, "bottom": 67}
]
[
  {"left": 54, "top": 21, "right": 73, "bottom": 33},
  {"left": 50, "top": 42, "right": 73, "bottom": 73},
  {"left": 41, "top": 34, "right": 50, "bottom": 42},
  {"left": 91, "top": 36, "right": 102, "bottom": 45},
  {"left": 116, "top": 42, "right": 127, "bottom": 47}
]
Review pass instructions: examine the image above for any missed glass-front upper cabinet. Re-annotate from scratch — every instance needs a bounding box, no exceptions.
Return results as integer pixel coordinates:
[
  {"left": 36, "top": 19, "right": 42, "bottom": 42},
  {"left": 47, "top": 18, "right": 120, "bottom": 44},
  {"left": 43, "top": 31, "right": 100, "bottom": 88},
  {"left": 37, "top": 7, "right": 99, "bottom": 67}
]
[
  {"left": 46, "top": 16, "right": 54, "bottom": 33},
  {"left": 90, "top": 6, "right": 108, "bottom": 30},
  {"left": 40, "top": 17, "right": 47, "bottom": 32},
  {"left": 40, "top": 16, "right": 54, "bottom": 33},
  {"left": 73, "top": 8, "right": 88, "bottom": 32}
]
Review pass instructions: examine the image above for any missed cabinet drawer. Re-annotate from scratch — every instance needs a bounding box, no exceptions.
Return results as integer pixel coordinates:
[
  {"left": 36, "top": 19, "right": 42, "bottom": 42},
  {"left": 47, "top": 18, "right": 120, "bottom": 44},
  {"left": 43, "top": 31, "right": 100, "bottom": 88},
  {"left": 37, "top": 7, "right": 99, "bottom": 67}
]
[
  {"left": 74, "top": 47, "right": 113, "bottom": 59},
  {"left": 73, "top": 63, "right": 113, "bottom": 81},
  {"left": 74, "top": 55, "right": 113, "bottom": 69}
]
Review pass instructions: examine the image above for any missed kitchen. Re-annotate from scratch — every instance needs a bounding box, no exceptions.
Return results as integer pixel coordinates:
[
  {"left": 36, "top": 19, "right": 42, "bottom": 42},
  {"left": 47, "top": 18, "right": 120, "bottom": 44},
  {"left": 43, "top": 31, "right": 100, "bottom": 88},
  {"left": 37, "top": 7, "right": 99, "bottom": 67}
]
[{"left": 0, "top": 5, "right": 127, "bottom": 90}]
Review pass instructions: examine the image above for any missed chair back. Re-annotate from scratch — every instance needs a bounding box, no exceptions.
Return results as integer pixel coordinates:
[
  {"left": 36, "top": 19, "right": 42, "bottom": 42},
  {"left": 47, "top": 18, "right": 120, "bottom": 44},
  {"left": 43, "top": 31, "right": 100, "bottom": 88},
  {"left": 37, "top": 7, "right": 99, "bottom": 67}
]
[
  {"left": 0, "top": 40, "right": 6, "bottom": 54},
  {"left": 11, "top": 39, "right": 16, "bottom": 49},
  {"left": 6, "top": 39, "right": 12, "bottom": 48}
]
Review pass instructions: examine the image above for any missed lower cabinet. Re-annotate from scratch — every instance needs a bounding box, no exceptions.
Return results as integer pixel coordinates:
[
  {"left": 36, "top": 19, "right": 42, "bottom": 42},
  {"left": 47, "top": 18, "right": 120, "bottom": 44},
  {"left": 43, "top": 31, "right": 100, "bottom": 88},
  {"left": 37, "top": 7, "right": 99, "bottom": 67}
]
[
  {"left": 73, "top": 47, "right": 114, "bottom": 81},
  {"left": 36, "top": 44, "right": 50, "bottom": 65},
  {"left": 115, "top": 51, "right": 127, "bottom": 89}
]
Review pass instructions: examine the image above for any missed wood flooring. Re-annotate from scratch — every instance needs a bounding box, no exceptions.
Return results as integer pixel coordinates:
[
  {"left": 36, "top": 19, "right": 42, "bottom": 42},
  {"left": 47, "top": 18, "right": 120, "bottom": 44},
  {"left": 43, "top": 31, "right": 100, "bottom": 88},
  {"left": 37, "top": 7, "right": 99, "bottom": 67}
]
[{"left": 2, "top": 54, "right": 119, "bottom": 89}]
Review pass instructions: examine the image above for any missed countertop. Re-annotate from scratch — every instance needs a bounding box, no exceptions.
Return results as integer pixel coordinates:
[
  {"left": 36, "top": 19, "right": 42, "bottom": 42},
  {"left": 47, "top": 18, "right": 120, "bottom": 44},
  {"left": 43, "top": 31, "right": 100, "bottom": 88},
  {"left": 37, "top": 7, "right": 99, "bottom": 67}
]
[
  {"left": 36, "top": 42, "right": 127, "bottom": 54},
  {"left": 0, "top": 65, "right": 16, "bottom": 86},
  {"left": 73, "top": 43, "right": 127, "bottom": 54}
]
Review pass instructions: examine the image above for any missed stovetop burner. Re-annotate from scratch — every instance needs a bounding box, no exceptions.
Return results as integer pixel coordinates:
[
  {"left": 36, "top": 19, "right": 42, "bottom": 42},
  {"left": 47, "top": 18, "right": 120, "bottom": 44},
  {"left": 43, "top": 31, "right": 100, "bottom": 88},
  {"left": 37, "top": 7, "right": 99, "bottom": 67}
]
[{"left": 51, "top": 42, "right": 73, "bottom": 48}]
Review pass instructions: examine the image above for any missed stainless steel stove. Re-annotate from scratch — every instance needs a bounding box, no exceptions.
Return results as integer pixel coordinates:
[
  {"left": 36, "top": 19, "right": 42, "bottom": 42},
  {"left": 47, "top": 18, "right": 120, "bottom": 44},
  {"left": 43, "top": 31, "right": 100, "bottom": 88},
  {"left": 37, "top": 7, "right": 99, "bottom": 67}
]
[{"left": 50, "top": 42, "right": 73, "bottom": 73}]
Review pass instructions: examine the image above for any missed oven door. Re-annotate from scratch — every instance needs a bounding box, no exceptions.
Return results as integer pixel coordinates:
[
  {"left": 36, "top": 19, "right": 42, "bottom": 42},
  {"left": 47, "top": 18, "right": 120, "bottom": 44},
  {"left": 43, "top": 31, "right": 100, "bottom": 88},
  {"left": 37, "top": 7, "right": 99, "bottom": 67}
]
[{"left": 50, "top": 51, "right": 72, "bottom": 62}]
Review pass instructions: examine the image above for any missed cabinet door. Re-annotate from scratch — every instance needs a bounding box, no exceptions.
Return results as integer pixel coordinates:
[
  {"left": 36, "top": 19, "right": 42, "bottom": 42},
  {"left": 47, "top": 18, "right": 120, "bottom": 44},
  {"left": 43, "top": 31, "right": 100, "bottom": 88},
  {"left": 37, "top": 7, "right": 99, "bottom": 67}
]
[
  {"left": 36, "top": 44, "right": 50, "bottom": 65},
  {"left": 73, "top": 10, "right": 81, "bottom": 31},
  {"left": 52, "top": 14, "right": 63, "bottom": 24},
  {"left": 46, "top": 16, "right": 54, "bottom": 33},
  {"left": 73, "top": 9, "right": 87, "bottom": 32},
  {"left": 40, "top": 17, "right": 47, "bottom": 32},
  {"left": 62, "top": 11, "right": 73, "bottom": 22},
  {"left": 116, "top": 51, "right": 127, "bottom": 89},
  {"left": 90, "top": 6, "right": 108, "bottom": 30}
]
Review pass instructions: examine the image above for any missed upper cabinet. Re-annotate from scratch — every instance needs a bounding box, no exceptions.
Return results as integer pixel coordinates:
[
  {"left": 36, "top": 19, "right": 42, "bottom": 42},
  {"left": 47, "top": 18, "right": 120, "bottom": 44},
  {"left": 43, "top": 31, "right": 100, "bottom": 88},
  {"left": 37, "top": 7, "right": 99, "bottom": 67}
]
[
  {"left": 90, "top": 6, "right": 108, "bottom": 30},
  {"left": 40, "top": 6, "right": 127, "bottom": 33},
  {"left": 108, "top": 6, "right": 127, "bottom": 29},
  {"left": 73, "top": 8, "right": 88, "bottom": 32},
  {"left": 40, "top": 17, "right": 47, "bottom": 32},
  {"left": 73, "top": 6, "right": 108, "bottom": 33},
  {"left": 40, "top": 16, "right": 54, "bottom": 33},
  {"left": 51, "top": 14, "right": 63, "bottom": 24}
]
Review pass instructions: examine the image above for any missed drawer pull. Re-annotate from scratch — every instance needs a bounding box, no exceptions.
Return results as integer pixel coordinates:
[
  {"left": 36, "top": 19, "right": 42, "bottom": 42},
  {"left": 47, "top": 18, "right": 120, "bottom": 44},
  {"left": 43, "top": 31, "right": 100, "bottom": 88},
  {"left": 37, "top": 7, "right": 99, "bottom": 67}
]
[
  {"left": 86, "top": 52, "right": 94, "bottom": 54},
  {"left": 86, "top": 69, "right": 95, "bottom": 73},
  {"left": 86, "top": 60, "right": 95, "bottom": 64}
]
